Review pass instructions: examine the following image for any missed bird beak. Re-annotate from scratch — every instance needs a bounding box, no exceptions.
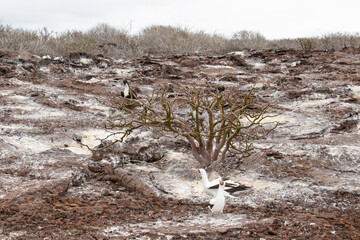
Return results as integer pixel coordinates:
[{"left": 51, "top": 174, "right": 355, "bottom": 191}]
[
  {"left": 191, "top": 168, "right": 199, "bottom": 173},
  {"left": 219, "top": 180, "right": 223, "bottom": 185}
]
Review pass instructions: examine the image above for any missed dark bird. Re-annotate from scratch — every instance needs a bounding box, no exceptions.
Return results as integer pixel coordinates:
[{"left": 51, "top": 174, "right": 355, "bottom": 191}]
[{"left": 121, "top": 80, "right": 137, "bottom": 99}]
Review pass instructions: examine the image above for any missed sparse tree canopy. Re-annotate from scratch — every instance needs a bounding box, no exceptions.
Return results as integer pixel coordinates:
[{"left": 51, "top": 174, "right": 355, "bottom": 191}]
[{"left": 106, "top": 86, "right": 277, "bottom": 167}]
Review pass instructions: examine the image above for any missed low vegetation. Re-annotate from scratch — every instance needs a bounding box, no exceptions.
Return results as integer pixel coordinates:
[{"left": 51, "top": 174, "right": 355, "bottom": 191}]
[
  {"left": 1, "top": 23, "right": 360, "bottom": 58},
  {"left": 105, "top": 87, "right": 277, "bottom": 168}
]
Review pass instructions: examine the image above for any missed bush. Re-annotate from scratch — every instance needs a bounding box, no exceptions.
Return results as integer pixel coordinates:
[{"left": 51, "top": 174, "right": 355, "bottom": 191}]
[
  {"left": 47, "top": 30, "right": 98, "bottom": 56},
  {"left": 319, "top": 32, "right": 360, "bottom": 51},
  {"left": 1, "top": 23, "right": 360, "bottom": 57},
  {"left": 138, "top": 25, "right": 229, "bottom": 55},
  {"left": 139, "top": 25, "right": 198, "bottom": 54},
  {"left": 0, "top": 25, "right": 51, "bottom": 55},
  {"left": 270, "top": 38, "right": 298, "bottom": 50},
  {"left": 230, "top": 30, "right": 269, "bottom": 50},
  {"left": 86, "top": 23, "right": 142, "bottom": 58},
  {"left": 106, "top": 87, "right": 277, "bottom": 167},
  {"left": 296, "top": 38, "right": 317, "bottom": 51}
]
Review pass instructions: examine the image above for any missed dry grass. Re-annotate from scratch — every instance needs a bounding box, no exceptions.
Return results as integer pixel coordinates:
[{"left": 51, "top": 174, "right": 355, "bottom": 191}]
[{"left": 1, "top": 23, "right": 360, "bottom": 58}]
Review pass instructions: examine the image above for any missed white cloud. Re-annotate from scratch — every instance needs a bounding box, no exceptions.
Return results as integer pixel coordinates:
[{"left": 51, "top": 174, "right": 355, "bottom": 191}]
[{"left": 1, "top": 0, "right": 359, "bottom": 39}]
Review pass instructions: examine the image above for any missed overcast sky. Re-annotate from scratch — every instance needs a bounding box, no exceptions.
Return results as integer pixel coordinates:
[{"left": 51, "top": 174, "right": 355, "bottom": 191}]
[{"left": 1, "top": 0, "right": 359, "bottom": 39}]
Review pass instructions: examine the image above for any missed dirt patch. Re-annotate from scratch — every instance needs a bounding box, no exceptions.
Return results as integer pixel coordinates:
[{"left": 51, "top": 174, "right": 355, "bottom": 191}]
[{"left": 0, "top": 49, "right": 360, "bottom": 239}]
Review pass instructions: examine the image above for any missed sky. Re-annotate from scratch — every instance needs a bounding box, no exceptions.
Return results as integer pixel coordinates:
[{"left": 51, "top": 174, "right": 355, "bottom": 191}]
[{"left": 1, "top": 0, "right": 360, "bottom": 40}]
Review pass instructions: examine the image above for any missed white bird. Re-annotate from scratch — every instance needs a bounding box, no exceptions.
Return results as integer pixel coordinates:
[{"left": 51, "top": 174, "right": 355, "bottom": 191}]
[
  {"left": 192, "top": 168, "right": 250, "bottom": 197},
  {"left": 121, "top": 80, "right": 137, "bottom": 99},
  {"left": 210, "top": 179, "right": 226, "bottom": 214}
]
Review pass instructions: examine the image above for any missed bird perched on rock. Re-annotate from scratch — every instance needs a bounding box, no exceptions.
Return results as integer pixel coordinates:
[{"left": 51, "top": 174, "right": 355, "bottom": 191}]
[
  {"left": 209, "top": 179, "right": 226, "bottom": 214},
  {"left": 121, "top": 80, "right": 137, "bottom": 99},
  {"left": 192, "top": 168, "right": 250, "bottom": 197}
]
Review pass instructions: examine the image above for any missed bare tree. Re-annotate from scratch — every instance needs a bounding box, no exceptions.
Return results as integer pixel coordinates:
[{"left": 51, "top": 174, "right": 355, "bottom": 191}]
[{"left": 105, "top": 86, "right": 277, "bottom": 167}]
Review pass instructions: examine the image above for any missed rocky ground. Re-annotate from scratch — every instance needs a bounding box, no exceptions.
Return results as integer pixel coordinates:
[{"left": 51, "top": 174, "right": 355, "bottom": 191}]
[{"left": 0, "top": 48, "right": 359, "bottom": 239}]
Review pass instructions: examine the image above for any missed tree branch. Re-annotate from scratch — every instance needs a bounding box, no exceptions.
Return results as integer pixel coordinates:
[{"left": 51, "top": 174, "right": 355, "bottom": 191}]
[{"left": 104, "top": 85, "right": 277, "bottom": 167}]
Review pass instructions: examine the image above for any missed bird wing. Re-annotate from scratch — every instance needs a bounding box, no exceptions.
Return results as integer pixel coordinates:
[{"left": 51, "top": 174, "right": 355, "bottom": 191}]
[
  {"left": 207, "top": 177, "right": 222, "bottom": 189},
  {"left": 224, "top": 180, "right": 240, "bottom": 187},
  {"left": 224, "top": 180, "right": 250, "bottom": 193},
  {"left": 203, "top": 173, "right": 250, "bottom": 195},
  {"left": 124, "top": 84, "right": 129, "bottom": 97}
]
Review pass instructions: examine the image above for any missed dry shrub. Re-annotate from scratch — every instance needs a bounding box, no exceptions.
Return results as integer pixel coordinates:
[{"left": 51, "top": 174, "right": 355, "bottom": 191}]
[
  {"left": 86, "top": 23, "right": 142, "bottom": 58},
  {"left": 106, "top": 87, "right": 277, "bottom": 167},
  {"left": 208, "top": 34, "right": 231, "bottom": 54},
  {"left": 230, "top": 30, "right": 270, "bottom": 50},
  {"left": 139, "top": 25, "right": 195, "bottom": 54},
  {"left": 270, "top": 38, "right": 298, "bottom": 50},
  {"left": 319, "top": 32, "right": 360, "bottom": 51},
  {"left": 0, "top": 25, "right": 51, "bottom": 55},
  {"left": 295, "top": 38, "right": 317, "bottom": 51},
  {"left": 138, "top": 25, "right": 228, "bottom": 55},
  {"left": 2, "top": 23, "right": 360, "bottom": 58},
  {"left": 47, "top": 30, "right": 98, "bottom": 56}
]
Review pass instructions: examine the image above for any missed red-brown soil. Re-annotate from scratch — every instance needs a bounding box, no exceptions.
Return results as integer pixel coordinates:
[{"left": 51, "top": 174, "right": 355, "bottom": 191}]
[{"left": 0, "top": 49, "right": 359, "bottom": 239}]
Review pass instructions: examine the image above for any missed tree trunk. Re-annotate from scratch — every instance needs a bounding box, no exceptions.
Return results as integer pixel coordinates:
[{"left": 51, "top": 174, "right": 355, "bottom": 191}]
[{"left": 114, "top": 168, "right": 157, "bottom": 197}]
